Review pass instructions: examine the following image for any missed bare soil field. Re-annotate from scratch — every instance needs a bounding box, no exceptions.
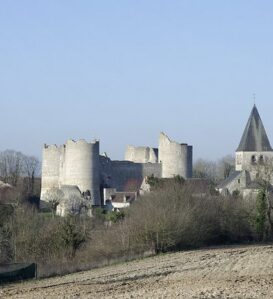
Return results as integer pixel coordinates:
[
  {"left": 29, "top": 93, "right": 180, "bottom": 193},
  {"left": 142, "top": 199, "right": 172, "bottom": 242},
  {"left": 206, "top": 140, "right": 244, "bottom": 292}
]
[{"left": 1, "top": 244, "right": 273, "bottom": 298}]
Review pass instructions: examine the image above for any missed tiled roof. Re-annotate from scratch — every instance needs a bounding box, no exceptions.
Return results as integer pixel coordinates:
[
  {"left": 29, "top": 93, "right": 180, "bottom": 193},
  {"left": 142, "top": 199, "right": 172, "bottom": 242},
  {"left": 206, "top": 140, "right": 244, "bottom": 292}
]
[
  {"left": 217, "top": 171, "right": 241, "bottom": 189},
  {"left": 237, "top": 105, "right": 272, "bottom": 152},
  {"left": 110, "top": 192, "right": 136, "bottom": 203}
]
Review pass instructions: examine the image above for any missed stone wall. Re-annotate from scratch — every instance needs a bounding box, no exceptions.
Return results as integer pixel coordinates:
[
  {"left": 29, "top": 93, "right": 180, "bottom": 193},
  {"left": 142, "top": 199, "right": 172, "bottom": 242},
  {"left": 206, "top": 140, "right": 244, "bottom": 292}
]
[
  {"left": 219, "top": 170, "right": 249, "bottom": 196},
  {"left": 236, "top": 151, "right": 273, "bottom": 180},
  {"left": 41, "top": 133, "right": 193, "bottom": 207},
  {"left": 187, "top": 145, "right": 193, "bottom": 178},
  {"left": 41, "top": 145, "right": 61, "bottom": 200},
  {"left": 100, "top": 159, "right": 162, "bottom": 192},
  {"left": 124, "top": 146, "right": 158, "bottom": 163}
]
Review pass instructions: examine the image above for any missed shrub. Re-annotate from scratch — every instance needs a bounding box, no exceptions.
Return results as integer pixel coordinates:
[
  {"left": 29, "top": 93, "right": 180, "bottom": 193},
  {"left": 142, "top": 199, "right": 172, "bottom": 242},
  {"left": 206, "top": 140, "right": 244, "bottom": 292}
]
[
  {"left": 125, "top": 182, "right": 254, "bottom": 252},
  {"left": 255, "top": 187, "right": 268, "bottom": 241},
  {"left": 0, "top": 180, "right": 257, "bottom": 278}
]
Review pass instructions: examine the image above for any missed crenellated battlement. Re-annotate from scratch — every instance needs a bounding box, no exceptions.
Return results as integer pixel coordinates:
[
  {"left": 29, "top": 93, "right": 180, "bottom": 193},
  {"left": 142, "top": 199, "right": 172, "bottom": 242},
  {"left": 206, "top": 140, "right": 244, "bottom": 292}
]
[
  {"left": 43, "top": 144, "right": 61, "bottom": 150},
  {"left": 66, "top": 139, "right": 99, "bottom": 146},
  {"left": 41, "top": 138, "right": 101, "bottom": 206},
  {"left": 125, "top": 145, "right": 158, "bottom": 163},
  {"left": 159, "top": 132, "right": 192, "bottom": 178},
  {"left": 41, "top": 133, "right": 193, "bottom": 211}
]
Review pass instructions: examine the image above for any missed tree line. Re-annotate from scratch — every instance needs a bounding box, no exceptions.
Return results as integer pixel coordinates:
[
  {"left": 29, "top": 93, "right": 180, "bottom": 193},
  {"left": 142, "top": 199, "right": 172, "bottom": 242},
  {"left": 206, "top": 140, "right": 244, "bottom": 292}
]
[
  {"left": 0, "top": 150, "right": 40, "bottom": 202},
  {"left": 0, "top": 178, "right": 267, "bottom": 278},
  {"left": 193, "top": 155, "right": 235, "bottom": 183},
  {"left": 1, "top": 150, "right": 273, "bottom": 279}
]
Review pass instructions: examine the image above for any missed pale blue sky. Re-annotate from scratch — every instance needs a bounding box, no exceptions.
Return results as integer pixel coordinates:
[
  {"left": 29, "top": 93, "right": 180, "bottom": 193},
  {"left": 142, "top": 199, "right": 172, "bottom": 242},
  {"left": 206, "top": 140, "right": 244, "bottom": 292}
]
[{"left": 1, "top": 1, "right": 273, "bottom": 161}]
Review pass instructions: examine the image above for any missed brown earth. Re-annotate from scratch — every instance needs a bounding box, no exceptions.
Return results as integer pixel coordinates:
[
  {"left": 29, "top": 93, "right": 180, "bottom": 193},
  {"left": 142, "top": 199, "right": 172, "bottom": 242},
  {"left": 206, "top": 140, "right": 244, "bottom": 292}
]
[{"left": 1, "top": 244, "right": 273, "bottom": 298}]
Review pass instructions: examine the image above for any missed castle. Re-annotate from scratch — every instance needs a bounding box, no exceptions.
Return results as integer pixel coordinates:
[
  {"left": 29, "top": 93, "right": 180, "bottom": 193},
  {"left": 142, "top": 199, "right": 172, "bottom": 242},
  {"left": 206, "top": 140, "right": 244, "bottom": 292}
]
[
  {"left": 41, "top": 132, "right": 193, "bottom": 210},
  {"left": 218, "top": 105, "right": 273, "bottom": 197},
  {"left": 41, "top": 104, "right": 272, "bottom": 212}
]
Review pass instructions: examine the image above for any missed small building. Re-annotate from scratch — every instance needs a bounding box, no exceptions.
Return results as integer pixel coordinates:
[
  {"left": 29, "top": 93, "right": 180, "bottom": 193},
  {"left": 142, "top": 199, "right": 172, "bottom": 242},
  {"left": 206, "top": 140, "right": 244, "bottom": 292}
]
[{"left": 103, "top": 188, "right": 137, "bottom": 211}]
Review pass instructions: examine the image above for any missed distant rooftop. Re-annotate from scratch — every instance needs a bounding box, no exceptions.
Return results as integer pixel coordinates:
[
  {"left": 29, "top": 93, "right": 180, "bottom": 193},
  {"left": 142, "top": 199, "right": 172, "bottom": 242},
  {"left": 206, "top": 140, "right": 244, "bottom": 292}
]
[{"left": 237, "top": 105, "right": 272, "bottom": 152}]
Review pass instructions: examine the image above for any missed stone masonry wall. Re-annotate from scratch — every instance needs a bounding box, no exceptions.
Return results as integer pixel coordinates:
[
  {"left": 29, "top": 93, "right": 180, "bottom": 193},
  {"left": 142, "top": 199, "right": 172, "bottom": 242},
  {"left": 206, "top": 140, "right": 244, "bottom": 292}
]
[
  {"left": 41, "top": 145, "right": 61, "bottom": 200},
  {"left": 236, "top": 151, "right": 273, "bottom": 181},
  {"left": 100, "top": 159, "right": 162, "bottom": 191},
  {"left": 41, "top": 133, "right": 192, "bottom": 206},
  {"left": 158, "top": 132, "right": 191, "bottom": 179},
  {"left": 62, "top": 139, "right": 101, "bottom": 206},
  {"left": 124, "top": 146, "right": 158, "bottom": 163}
]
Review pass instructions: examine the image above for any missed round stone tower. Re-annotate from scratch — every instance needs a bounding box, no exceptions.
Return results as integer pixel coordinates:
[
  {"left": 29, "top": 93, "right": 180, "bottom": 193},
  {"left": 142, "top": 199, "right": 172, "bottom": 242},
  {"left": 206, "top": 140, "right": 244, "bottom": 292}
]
[
  {"left": 62, "top": 139, "right": 101, "bottom": 206},
  {"left": 41, "top": 144, "right": 61, "bottom": 200},
  {"left": 158, "top": 132, "right": 192, "bottom": 179}
]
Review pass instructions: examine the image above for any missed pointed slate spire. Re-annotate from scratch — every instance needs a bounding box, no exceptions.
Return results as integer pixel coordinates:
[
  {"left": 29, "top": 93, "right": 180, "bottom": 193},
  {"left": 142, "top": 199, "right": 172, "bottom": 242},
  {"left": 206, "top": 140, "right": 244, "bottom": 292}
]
[{"left": 237, "top": 105, "right": 272, "bottom": 152}]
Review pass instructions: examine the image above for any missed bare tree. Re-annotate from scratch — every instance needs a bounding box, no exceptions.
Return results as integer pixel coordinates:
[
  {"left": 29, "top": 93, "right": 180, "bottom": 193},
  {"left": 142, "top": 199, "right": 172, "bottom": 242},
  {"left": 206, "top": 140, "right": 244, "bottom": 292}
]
[
  {"left": 193, "top": 155, "right": 235, "bottom": 183},
  {"left": 217, "top": 155, "right": 235, "bottom": 180},
  {"left": 193, "top": 159, "right": 217, "bottom": 182},
  {"left": 43, "top": 188, "right": 64, "bottom": 216},
  {"left": 22, "top": 155, "right": 40, "bottom": 195},
  {"left": 55, "top": 193, "right": 92, "bottom": 217},
  {"left": 255, "top": 157, "right": 273, "bottom": 238},
  {"left": 0, "top": 150, "right": 23, "bottom": 186}
]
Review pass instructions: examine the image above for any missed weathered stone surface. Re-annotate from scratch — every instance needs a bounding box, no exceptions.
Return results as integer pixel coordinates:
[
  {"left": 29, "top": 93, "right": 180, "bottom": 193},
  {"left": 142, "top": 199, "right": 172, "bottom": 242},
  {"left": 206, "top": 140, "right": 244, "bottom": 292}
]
[
  {"left": 159, "top": 132, "right": 192, "bottom": 179},
  {"left": 41, "top": 133, "right": 193, "bottom": 211},
  {"left": 41, "top": 140, "right": 101, "bottom": 206},
  {"left": 124, "top": 146, "right": 158, "bottom": 163}
]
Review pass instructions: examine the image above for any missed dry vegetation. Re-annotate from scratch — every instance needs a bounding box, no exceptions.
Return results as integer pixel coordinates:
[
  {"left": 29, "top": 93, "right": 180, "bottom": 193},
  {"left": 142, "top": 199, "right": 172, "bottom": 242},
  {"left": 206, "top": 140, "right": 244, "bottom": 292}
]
[{"left": 0, "top": 178, "right": 263, "bottom": 279}]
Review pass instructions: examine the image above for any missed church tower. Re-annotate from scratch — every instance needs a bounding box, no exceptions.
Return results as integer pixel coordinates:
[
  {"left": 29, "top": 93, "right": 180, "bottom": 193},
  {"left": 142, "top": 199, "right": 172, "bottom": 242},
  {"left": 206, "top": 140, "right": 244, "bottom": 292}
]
[{"left": 235, "top": 105, "right": 273, "bottom": 177}]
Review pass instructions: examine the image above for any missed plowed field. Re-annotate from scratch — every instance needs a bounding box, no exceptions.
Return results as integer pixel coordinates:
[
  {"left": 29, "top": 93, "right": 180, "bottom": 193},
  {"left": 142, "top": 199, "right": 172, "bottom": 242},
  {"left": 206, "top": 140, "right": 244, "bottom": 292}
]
[{"left": 1, "top": 244, "right": 273, "bottom": 298}]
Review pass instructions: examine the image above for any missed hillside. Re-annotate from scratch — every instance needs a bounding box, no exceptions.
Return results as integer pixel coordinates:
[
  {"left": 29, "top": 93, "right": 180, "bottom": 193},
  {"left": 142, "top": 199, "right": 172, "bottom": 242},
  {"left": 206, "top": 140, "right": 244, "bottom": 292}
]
[{"left": 1, "top": 244, "right": 273, "bottom": 298}]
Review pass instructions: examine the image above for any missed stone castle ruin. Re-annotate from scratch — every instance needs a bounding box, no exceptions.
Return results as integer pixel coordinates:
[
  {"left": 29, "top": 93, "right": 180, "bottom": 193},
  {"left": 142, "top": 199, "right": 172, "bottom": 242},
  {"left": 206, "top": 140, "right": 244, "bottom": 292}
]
[
  {"left": 41, "top": 132, "right": 193, "bottom": 213},
  {"left": 40, "top": 104, "right": 273, "bottom": 213}
]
